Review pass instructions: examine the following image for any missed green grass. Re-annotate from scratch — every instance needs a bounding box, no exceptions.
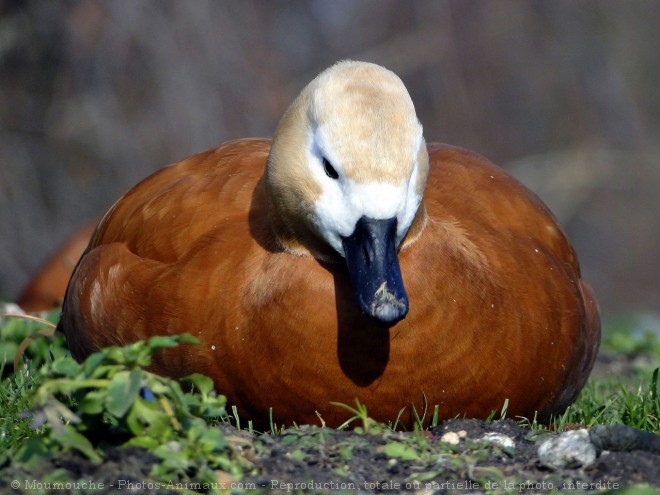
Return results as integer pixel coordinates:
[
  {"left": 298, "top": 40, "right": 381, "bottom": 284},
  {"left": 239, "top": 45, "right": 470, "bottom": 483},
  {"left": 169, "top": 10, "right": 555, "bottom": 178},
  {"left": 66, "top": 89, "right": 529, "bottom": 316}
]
[
  {"left": 0, "top": 308, "right": 658, "bottom": 488},
  {"left": 0, "top": 309, "right": 67, "bottom": 457},
  {"left": 0, "top": 359, "right": 40, "bottom": 454},
  {"left": 552, "top": 367, "right": 659, "bottom": 431},
  {"left": 559, "top": 313, "right": 659, "bottom": 432}
]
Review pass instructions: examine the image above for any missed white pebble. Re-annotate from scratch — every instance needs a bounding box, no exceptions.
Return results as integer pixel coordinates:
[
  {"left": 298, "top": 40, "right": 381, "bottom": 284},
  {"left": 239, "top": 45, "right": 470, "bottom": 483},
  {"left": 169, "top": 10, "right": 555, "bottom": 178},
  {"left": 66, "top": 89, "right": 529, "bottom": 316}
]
[
  {"left": 439, "top": 430, "right": 466, "bottom": 444},
  {"left": 440, "top": 431, "right": 461, "bottom": 445},
  {"left": 481, "top": 432, "right": 515, "bottom": 450}
]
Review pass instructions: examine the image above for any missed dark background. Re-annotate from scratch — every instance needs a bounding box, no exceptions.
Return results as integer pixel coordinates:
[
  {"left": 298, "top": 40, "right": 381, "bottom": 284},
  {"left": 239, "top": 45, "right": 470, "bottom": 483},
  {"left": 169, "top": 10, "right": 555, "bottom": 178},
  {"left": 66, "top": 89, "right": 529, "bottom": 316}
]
[{"left": 1, "top": 0, "right": 659, "bottom": 317}]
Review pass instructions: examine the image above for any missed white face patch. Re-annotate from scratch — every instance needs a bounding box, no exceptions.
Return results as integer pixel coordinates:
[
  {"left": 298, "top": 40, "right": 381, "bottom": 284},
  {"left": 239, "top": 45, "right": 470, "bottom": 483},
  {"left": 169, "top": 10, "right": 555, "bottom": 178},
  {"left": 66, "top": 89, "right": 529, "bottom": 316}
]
[{"left": 307, "top": 131, "right": 423, "bottom": 256}]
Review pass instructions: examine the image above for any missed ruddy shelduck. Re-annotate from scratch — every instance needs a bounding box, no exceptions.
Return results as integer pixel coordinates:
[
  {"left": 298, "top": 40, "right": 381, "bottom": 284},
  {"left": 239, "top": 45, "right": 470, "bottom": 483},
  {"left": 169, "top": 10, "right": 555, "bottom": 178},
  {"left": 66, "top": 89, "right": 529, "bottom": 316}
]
[{"left": 58, "top": 61, "right": 600, "bottom": 428}]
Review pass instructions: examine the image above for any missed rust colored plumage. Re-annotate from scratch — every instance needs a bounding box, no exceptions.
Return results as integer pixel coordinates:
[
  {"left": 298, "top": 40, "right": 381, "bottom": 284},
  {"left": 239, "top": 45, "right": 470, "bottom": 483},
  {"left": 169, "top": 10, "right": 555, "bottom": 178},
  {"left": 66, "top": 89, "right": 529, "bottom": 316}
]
[
  {"left": 17, "top": 220, "right": 97, "bottom": 312},
  {"left": 58, "top": 62, "right": 600, "bottom": 429}
]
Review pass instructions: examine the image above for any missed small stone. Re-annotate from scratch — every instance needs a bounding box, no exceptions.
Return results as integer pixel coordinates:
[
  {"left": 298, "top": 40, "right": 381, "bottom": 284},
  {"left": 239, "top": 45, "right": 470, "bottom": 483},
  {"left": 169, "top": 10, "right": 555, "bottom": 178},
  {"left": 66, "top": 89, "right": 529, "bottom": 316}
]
[
  {"left": 481, "top": 432, "right": 515, "bottom": 450},
  {"left": 538, "top": 429, "right": 596, "bottom": 468},
  {"left": 440, "top": 431, "right": 461, "bottom": 445}
]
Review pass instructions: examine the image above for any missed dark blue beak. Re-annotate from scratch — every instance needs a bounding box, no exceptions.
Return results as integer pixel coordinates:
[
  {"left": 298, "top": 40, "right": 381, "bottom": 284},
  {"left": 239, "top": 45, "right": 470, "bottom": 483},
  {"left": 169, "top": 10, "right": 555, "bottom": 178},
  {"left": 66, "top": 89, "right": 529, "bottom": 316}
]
[{"left": 341, "top": 216, "right": 409, "bottom": 326}]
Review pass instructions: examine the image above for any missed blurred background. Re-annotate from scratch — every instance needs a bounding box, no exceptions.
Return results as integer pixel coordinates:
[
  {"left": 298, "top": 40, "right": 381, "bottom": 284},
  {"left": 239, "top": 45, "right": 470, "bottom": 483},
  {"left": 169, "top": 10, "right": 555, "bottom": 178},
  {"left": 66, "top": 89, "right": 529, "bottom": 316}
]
[{"left": 0, "top": 0, "right": 658, "bottom": 318}]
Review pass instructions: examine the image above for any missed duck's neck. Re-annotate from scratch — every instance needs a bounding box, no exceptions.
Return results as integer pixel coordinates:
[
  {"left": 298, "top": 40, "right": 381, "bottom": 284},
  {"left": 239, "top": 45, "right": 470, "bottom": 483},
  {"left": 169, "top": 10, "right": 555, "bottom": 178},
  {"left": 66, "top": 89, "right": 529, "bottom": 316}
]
[
  {"left": 400, "top": 203, "right": 428, "bottom": 250},
  {"left": 268, "top": 201, "right": 428, "bottom": 263}
]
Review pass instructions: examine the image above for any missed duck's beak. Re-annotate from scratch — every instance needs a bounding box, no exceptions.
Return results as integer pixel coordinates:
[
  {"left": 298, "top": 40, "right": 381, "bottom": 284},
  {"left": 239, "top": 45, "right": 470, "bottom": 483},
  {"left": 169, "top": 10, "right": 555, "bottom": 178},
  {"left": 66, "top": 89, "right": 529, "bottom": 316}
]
[{"left": 341, "top": 216, "right": 409, "bottom": 326}]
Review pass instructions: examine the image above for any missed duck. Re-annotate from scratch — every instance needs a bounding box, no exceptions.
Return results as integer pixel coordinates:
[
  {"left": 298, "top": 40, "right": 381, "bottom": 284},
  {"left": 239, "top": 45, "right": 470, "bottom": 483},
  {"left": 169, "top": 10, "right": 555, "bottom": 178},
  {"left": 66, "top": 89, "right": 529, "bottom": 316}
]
[
  {"left": 58, "top": 60, "right": 601, "bottom": 429},
  {"left": 17, "top": 220, "right": 97, "bottom": 312}
]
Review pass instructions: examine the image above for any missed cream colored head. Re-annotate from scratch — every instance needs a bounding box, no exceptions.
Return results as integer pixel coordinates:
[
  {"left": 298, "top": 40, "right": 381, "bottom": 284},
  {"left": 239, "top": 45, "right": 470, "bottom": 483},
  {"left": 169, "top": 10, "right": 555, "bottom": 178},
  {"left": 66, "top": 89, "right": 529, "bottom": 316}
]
[{"left": 266, "top": 60, "right": 429, "bottom": 260}]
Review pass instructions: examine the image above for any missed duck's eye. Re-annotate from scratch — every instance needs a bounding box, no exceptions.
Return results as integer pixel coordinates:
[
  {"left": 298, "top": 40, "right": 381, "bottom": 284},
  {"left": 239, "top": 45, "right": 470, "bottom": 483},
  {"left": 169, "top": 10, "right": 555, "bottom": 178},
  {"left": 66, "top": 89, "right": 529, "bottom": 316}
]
[{"left": 323, "top": 158, "right": 339, "bottom": 179}]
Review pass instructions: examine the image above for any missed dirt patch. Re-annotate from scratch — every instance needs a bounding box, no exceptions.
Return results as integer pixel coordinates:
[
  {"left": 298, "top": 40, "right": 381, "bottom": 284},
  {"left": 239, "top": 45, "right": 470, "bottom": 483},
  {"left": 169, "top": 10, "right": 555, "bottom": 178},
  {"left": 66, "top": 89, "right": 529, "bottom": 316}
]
[
  {"left": 1, "top": 419, "right": 658, "bottom": 494},
  {"left": 0, "top": 446, "right": 183, "bottom": 495}
]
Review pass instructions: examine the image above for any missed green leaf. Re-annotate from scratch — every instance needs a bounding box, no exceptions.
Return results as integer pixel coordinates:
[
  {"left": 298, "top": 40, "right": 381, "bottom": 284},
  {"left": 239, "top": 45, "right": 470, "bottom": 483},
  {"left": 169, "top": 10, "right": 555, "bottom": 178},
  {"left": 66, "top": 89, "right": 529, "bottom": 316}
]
[
  {"left": 54, "top": 424, "right": 102, "bottom": 462},
  {"left": 338, "top": 445, "right": 354, "bottom": 461},
  {"left": 103, "top": 346, "right": 129, "bottom": 365},
  {"left": 153, "top": 440, "right": 189, "bottom": 470},
  {"left": 126, "top": 399, "right": 146, "bottom": 436},
  {"left": 77, "top": 389, "right": 106, "bottom": 416},
  {"left": 82, "top": 352, "right": 107, "bottom": 376},
  {"left": 176, "top": 333, "right": 201, "bottom": 345},
  {"left": 147, "top": 335, "right": 186, "bottom": 350},
  {"left": 105, "top": 368, "right": 142, "bottom": 417},
  {"left": 126, "top": 436, "right": 160, "bottom": 450},
  {"left": 194, "top": 397, "right": 227, "bottom": 419},
  {"left": 51, "top": 356, "right": 81, "bottom": 378},
  {"left": 195, "top": 425, "right": 228, "bottom": 453},
  {"left": 411, "top": 469, "right": 444, "bottom": 482},
  {"left": 0, "top": 341, "right": 18, "bottom": 364},
  {"left": 335, "top": 467, "right": 349, "bottom": 477},
  {"left": 87, "top": 364, "right": 119, "bottom": 380},
  {"left": 190, "top": 420, "right": 229, "bottom": 453},
  {"left": 13, "top": 437, "right": 52, "bottom": 466},
  {"left": 129, "top": 398, "right": 173, "bottom": 438},
  {"left": 144, "top": 379, "right": 171, "bottom": 396},
  {"left": 183, "top": 373, "right": 214, "bottom": 396},
  {"left": 289, "top": 449, "right": 306, "bottom": 462},
  {"left": 384, "top": 441, "right": 420, "bottom": 461}
]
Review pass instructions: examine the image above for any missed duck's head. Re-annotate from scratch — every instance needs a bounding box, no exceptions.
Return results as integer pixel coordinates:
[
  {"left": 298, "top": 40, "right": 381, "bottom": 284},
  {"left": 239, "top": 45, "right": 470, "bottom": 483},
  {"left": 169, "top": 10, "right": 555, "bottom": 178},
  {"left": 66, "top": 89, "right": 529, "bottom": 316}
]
[{"left": 266, "top": 61, "right": 429, "bottom": 326}]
